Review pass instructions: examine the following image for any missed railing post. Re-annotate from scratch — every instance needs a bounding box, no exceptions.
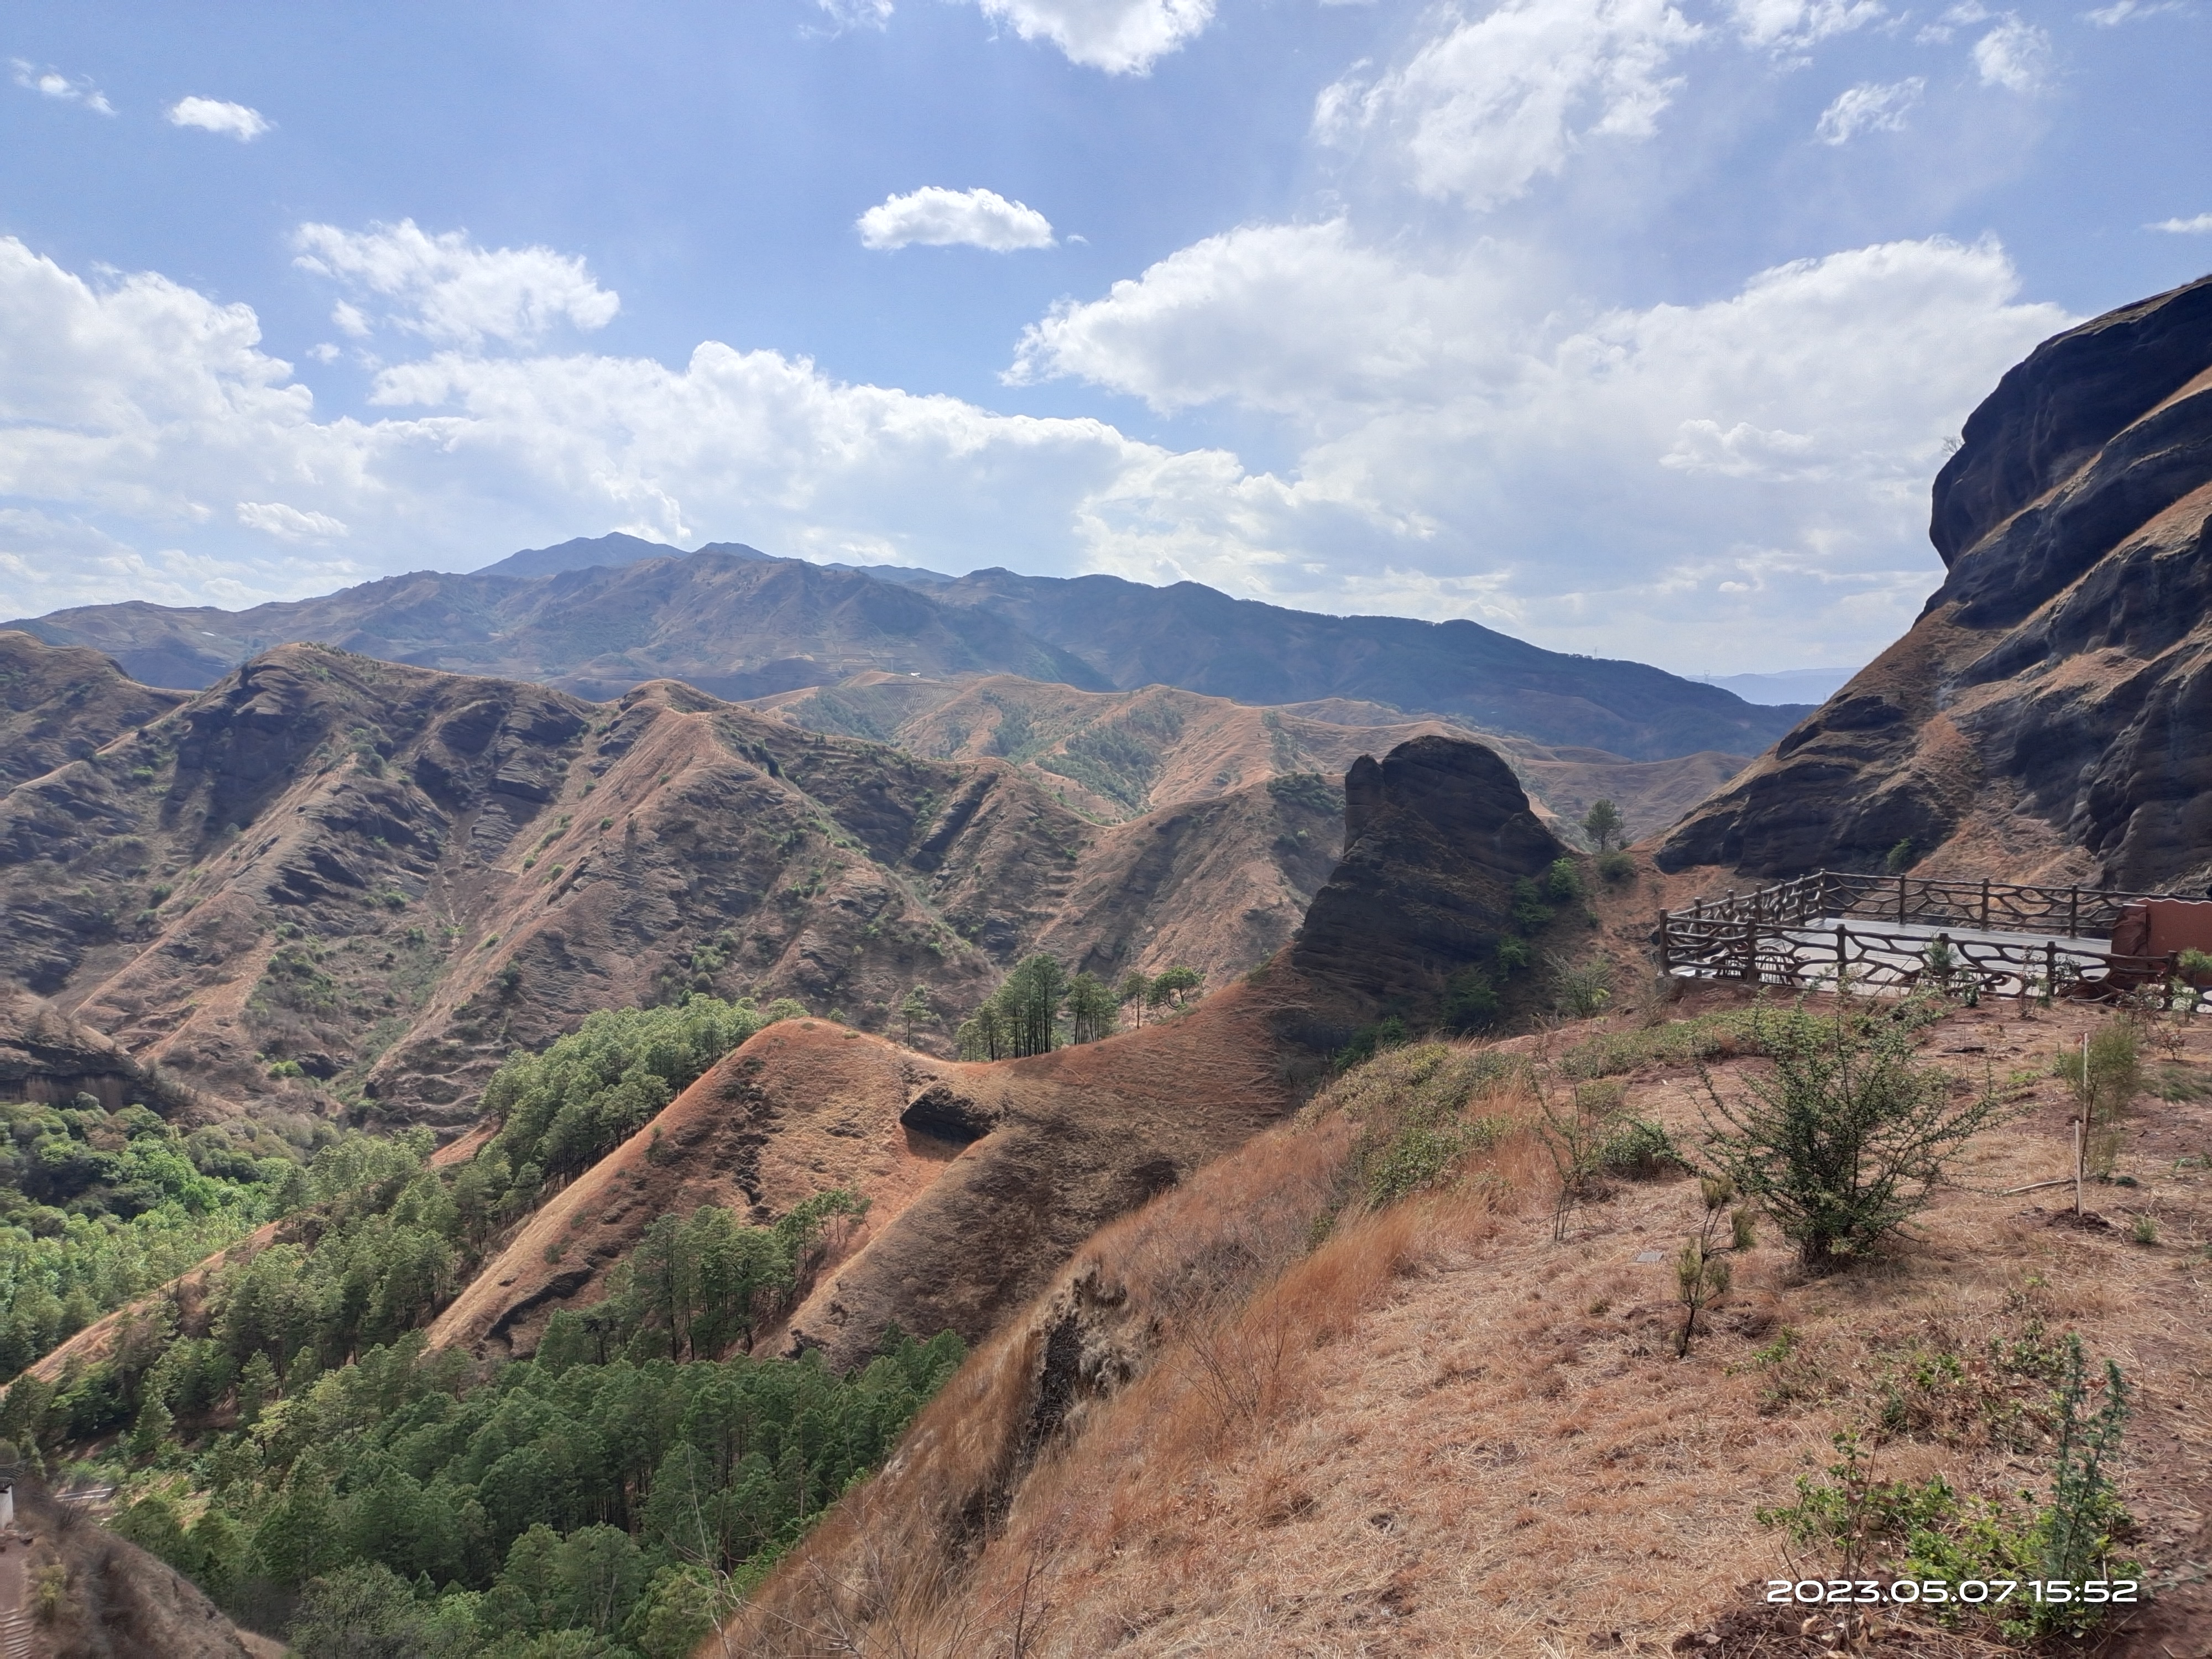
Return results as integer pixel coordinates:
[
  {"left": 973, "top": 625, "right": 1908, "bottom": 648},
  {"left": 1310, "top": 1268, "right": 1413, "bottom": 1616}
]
[
  {"left": 2045, "top": 937, "right": 2058, "bottom": 1000},
  {"left": 1835, "top": 923, "right": 1848, "bottom": 991},
  {"left": 1658, "top": 911, "right": 1673, "bottom": 973},
  {"left": 1980, "top": 878, "right": 1990, "bottom": 930},
  {"left": 2069, "top": 886, "right": 2079, "bottom": 940},
  {"left": 1744, "top": 916, "right": 1758, "bottom": 983},
  {"left": 1898, "top": 872, "right": 1907, "bottom": 924}
]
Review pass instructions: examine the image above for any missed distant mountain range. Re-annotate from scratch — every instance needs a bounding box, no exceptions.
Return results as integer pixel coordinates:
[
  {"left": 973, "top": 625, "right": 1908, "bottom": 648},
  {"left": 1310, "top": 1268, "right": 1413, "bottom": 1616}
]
[
  {"left": 1691, "top": 667, "right": 1858, "bottom": 706},
  {"left": 11, "top": 534, "right": 1808, "bottom": 761}
]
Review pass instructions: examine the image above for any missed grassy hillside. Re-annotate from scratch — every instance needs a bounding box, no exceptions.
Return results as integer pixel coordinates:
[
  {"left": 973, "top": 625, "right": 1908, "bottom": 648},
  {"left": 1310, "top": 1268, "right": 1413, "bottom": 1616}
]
[{"left": 728, "top": 988, "right": 2212, "bottom": 1656}]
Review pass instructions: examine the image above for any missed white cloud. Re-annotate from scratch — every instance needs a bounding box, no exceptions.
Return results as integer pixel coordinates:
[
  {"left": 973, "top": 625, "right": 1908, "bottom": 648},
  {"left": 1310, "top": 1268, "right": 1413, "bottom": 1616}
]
[
  {"left": 291, "top": 220, "right": 620, "bottom": 349},
  {"left": 331, "top": 300, "right": 372, "bottom": 338},
  {"left": 1814, "top": 77, "right": 1925, "bottom": 142},
  {"left": 967, "top": 0, "right": 1216, "bottom": 73},
  {"left": 1010, "top": 219, "right": 1532, "bottom": 413},
  {"left": 2083, "top": 0, "right": 2180, "bottom": 22},
  {"left": 10, "top": 60, "right": 114, "bottom": 114},
  {"left": 1005, "top": 221, "right": 2072, "bottom": 660},
  {"left": 857, "top": 187, "right": 1056, "bottom": 252},
  {"left": 236, "top": 501, "right": 349, "bottom": 541},
  {"left": 1971, "top": 16, "right": 2053, "bottom": 91},
  {"left": 1315, "top": 0, "right": 1702, "bottom": 210},
  {"left": 815, "top": 0, "right": 895, "bottom": 25},
  {"left": 0, "top": 221, "right": 2074, "bottom": 675},
  {"left": 166, "top": 96, "right": 272, "bottom": 140},
  {"left": 2148, "top": 213, "right": 2212, "bottom": 233},
  {"left": 1727, "top": 0, "right": 1884, "bottom": 50},
  {"left": 1914, "top": 2, "right": 1986, "bottom": 41}
]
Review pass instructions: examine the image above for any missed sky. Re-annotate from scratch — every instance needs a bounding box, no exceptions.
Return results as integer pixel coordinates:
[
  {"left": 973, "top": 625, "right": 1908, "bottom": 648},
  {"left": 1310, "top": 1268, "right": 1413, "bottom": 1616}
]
[{"left": 1, "top": 1, "right": 2206, "bottom": 676}]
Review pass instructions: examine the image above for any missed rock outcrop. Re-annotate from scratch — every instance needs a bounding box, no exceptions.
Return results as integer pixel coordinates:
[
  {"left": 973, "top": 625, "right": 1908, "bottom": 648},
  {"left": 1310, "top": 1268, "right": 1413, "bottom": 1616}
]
[
  {"left": 1292, "top": 734, "right": 1567, "bottom": 1019},
  {"left": 1661, "top": 273, "right": 2212, "bottom": 889}
]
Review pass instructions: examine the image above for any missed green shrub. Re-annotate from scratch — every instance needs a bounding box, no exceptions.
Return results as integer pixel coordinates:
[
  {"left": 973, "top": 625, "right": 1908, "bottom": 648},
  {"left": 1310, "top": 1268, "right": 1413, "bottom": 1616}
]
[
  {"left": 1597, "top": 849, "right": 1635, "bottom": 883},
  {"left": 1700, "top": 996, "right": 2007, "bottom": 1268}
]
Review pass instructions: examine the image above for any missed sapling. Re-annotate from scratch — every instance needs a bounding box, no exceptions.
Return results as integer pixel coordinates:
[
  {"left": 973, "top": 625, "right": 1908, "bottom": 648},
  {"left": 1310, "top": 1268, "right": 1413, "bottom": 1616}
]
[{"left": 1674, "top": 1173, "right": 1754, "bottom": 1357}]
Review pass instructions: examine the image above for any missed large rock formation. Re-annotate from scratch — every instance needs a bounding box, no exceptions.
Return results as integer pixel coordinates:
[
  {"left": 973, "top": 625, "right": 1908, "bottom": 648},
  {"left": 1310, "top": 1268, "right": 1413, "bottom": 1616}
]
[
  {"left": 1662, "top": 273, "right": 2212, "bottom": 888},
  {"left": 1292, "top": 734, "right": 1567, "bottom": 1019}
]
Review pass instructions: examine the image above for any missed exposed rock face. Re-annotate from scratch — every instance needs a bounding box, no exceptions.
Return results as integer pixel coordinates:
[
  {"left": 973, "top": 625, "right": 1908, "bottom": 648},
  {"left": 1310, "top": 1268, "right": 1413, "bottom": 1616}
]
[
  {"left": 1292, "top": 734, "right": 1567, "bottom": 1018},
  {"left": 1662, "top": 274, "right": 2212, "bottom": 888}
]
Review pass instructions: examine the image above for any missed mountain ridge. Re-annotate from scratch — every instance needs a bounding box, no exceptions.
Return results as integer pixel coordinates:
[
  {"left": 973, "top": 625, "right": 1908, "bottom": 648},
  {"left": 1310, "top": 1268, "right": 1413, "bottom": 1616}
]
[{"left": 11, "top": 538, "right": 1805, "bottom": 761}]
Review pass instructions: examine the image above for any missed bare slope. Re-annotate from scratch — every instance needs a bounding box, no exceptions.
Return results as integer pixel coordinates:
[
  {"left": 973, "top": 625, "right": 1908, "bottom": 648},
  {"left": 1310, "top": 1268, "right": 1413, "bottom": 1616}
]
[
  {"left": 1662, "top": 273, "right": 2212, "bottom": 890},
  {"left": 753, "top": 671, "right": 1747, "bottom": 844},
  {"left": 0, "top": 630, "right": 185, "bottom": 790},
  {"left": 0, "top": 640, "right": 1335, "bottom": 1129},
  {"left": 431, "top": 979, "right": 1302, "bottom": 1369}
]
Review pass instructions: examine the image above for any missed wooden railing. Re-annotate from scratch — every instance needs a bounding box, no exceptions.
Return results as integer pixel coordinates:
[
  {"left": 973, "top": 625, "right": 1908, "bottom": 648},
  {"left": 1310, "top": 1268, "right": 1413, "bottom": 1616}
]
[{"left": 1657, "top": 872, "right": 2187, "bottom": 1001}]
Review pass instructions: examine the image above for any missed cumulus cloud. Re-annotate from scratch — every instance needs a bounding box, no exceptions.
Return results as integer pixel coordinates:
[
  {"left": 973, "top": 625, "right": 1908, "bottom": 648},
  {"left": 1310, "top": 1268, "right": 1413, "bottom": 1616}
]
[
  {"left": 10, "top": 60, "right": 114, "bottom": 114},
  {"left": 1815, "top": 77, "right": 1924, "bottom": 143},
  {"left": 1008, "top": 222, "right": 2072, "bottom": 659},
  {"left": 857, "top": 187, "right": 1056, "bottom": 252},
  {"left": 291, "top": 220, "right": 620, "bottom": 349},
  {"left": 0, "top": 219, "right": 2073, "bottom": 673},
  {"left": 1726, "top": 0, "right": 1884, "bottom": 50},
  {"left": 968, "top": 0, "right": 1215, "bottom": 73},
  {"left": 1971, "top": 16, "right": 2053, "bottom": 91},
  {"left": 1011, "top": 220, "right": 1532, "bottom": 413},
  {"left": 1315, "top": 0, "right": 1701, "bottom": 209},
  {"left": 2148, "top": 213, "right": 2212, "bottom": 233},
  {"left": 166, "top": 96, "right": 272, "bottom": 140}
]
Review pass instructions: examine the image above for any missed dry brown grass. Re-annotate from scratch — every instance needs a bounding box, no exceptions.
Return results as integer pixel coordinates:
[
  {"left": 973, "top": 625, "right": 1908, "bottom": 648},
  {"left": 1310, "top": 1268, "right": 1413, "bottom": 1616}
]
[{"left": 713, "top": 995, "right": 2212, "bottom": 1658}]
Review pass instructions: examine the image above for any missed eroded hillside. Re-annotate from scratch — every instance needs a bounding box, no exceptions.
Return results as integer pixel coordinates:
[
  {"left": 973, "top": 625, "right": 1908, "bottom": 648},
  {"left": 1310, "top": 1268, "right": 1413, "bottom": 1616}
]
[
  {"left": 751, "top": 671, "right": 1748, "bottom": 846},
  {"left": 0, "top": 640, "right": 1340, "bottom": 1129}
]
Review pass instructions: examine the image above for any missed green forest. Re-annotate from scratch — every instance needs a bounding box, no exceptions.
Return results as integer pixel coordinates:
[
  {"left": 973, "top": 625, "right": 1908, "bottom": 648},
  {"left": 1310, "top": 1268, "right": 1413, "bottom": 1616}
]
[{"left": 0, "top": 993, "right": 969, "bottom": 1657}]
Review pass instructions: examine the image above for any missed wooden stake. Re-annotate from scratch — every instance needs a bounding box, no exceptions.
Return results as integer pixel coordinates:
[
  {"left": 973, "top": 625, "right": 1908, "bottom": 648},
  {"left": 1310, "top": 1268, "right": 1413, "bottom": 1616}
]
[{"left": 2072, "top": 1116, "right": 2084, "bottom": 1218}]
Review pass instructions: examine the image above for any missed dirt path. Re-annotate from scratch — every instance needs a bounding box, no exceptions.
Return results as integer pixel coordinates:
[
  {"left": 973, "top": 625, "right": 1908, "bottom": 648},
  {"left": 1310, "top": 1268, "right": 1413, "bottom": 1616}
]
[{"left": 0, "top": 1530, "right": 38, "bottom": 1659}]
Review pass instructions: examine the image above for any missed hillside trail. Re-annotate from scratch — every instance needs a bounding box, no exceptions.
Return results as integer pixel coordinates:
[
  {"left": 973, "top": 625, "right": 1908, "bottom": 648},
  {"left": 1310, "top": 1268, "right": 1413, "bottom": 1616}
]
[{"left": 0, "top": 1529, "right": 38, "bottom": 1659}]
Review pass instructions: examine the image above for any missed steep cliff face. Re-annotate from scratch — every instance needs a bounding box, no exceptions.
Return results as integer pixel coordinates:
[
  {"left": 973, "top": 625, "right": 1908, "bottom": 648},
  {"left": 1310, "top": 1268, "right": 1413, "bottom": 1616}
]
[
  {"left": 1662, "top": 274, "right": 2212, "bottom": 888},
  {"left": 1292, "top": 734, "right": 1567, "bottom": 1019}
]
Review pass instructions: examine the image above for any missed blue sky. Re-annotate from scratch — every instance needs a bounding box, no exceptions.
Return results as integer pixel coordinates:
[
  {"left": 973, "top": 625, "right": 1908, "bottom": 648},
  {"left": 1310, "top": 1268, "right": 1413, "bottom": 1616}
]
[{"left": 1, "top": 0, "right": 2206, "bottom": 675}]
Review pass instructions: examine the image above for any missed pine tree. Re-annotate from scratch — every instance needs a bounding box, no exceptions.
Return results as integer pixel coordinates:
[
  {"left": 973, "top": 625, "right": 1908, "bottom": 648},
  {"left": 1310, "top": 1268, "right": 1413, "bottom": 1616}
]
[{"left": 1582, "top": 798, "right": 1626, "bottom": 853}]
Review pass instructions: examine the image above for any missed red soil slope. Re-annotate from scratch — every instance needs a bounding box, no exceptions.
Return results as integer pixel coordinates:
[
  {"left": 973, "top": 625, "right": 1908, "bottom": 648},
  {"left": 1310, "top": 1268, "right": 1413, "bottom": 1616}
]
[{"left": 430, "top": 979, "right": 1303, "bottom": 1369}]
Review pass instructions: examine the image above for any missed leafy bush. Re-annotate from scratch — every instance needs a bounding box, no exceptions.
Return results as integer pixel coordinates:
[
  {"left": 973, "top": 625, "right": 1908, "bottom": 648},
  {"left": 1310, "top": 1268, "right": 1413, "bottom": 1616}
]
[
  {"left": 1596, "top": 849, "right": 1635, "bottom": 883},
  {"left": 1700, "top": 997, "right": 2006, "bottom": 1267},
  {"left": 1765, "top": 1337, "right": 2135, "bottom": 1640},
  {"left": 1548, "top": 951, "right": 1614, "bottom": 1018}
]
